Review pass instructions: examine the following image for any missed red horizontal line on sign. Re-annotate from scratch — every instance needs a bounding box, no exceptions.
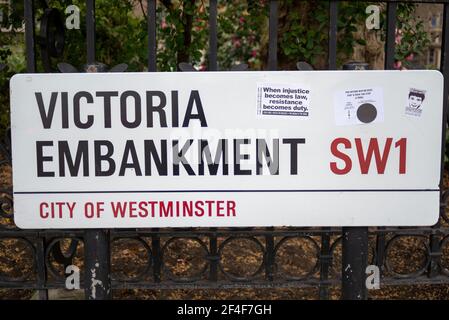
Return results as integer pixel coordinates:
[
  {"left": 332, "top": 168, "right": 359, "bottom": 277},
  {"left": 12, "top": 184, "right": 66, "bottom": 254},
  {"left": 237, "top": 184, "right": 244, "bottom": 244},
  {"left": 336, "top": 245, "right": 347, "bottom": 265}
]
[{"left": 13, "top": 189, "right": 440, "bottom": 195}]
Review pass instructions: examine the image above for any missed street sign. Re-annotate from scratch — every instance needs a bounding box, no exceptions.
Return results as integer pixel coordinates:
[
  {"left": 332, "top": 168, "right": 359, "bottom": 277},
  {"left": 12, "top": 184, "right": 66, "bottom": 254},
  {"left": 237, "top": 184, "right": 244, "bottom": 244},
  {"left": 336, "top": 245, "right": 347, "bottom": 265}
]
[{"left": 10, "top": 70, "right": 443, "bottom": 228}]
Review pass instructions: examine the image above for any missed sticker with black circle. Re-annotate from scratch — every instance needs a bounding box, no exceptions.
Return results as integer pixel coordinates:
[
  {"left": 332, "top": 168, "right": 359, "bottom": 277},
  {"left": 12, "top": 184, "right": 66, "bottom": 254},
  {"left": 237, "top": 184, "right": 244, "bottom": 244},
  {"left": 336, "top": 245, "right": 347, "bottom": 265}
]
[{"left": 334, "top": 87, "right": 384, "bottom": 126}]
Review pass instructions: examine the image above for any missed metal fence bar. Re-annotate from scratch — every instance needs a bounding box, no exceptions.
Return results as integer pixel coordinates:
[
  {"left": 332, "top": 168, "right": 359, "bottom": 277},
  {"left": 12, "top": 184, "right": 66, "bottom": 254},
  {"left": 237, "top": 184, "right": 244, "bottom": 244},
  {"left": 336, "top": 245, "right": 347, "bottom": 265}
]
[
  {"left": 83, "top": 0, "right": 112, "bottom": 300},
  {"left": 428, "top": 232, "right": 441, "bottom": 277},
  {"left": 268, "top": 0, "right": 278, "bottom": 71},
  {"left": 146, "top": 0, "right": 159, "bottom": 285},
  {"left": 328, "top": 0, "right": 338, "bottom": 70},
  {"left": 84, "top": 230, "right": 111, "bottom": 299},
  {"left": 341, "top": 227, "right": 368, "bottom": 300},
  {"left": 440, "top": 3, "right": 449, "bottom": 180},
  {"left": 209, "top": 230, "right": 219, "bottom": 282},
  {"left": 147, "top": 0, "right": 157, "bottom": 72},
  {"left": 24, "top": 0, "right": 45, "bottom": 299},
  {"left": 35, "top": 237, "right": 48, "bottom": 300},
  {"left": 376, "top": 0, "right": 398, "bottom": 278},
  {"left": 374, "top": 230, "right": 386, "bottom": 275},
  {"left": 340, "top": 62, "right": 369, "bottom": 300},
  {"left": 208, "top": 0, "right": 218, "bottom": 71},
  {"left": 205, "top": 0, "right": 219, "bottom": 273},
  {"left": 318, "top": 234, "right": 331, "bottom": 300},
  {"left": 86, "top": 0, "right": 96, "bottom": 64},
  {"left": 152, "top": 234, "right": 162, "bottom": 283},
  {"left": 265, "top": 0, "right": 278, "bottom": 283},
  {"left": 429, "top": 1, "right": 449, "bottom": 279},
  {"left": 385, "top": 2, "right": 397, "bottom": 70},
  {"left": 319, "top": 0, "right": 339, "bottom": 300},
  {"left": 24, "top": 0, "right": 36, "bottom": 73},
  {"left": 265, "top": 228, "right": 275, "bottom": 281}
]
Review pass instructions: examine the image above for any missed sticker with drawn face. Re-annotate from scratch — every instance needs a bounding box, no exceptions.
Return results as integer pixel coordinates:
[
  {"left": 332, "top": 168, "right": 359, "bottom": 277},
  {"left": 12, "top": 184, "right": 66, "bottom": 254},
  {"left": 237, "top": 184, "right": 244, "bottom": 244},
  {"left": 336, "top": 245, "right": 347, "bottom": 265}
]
[{"left": 405, "top": 88, "right": 426, "bottom": 117}]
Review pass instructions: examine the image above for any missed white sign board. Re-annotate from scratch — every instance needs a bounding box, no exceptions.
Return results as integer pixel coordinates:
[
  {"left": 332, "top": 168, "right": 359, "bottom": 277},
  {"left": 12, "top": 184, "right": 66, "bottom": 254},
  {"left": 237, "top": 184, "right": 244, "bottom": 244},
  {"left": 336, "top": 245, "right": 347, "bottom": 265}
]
[{"left": 10, "top": 70, "right": 443, "bottom": 228}]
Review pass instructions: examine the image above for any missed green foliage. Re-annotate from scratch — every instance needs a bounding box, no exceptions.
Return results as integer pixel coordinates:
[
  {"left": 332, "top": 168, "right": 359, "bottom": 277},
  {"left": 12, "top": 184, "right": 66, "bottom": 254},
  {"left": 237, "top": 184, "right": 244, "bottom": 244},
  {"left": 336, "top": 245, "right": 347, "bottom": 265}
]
[
  {"left": 0, "top": 2, "right": 26, "bottom": 134},
  {"left": 0, "top": 0, "right": 436, "bottom": 136},
  {"left": 278, "top": 1, "right": 430, "bottom": 69},
  {"left": 0, "top": 1, "right": 24, "bottom": 30},
  {"left": 280, "top": 8, "right": 322, "bottom": 65},
  {"left": 48, "top": 0, "right": 148, "bottom": 71},
  {"left": 336, "top": 2, "right": 373, "bottom": 64},
  {"left": 279, "top": 1, "right": 370, "bottom": 68},
  {"left": 394, "top": 3, "right": 431, "bottom": 69},
  {"left": 217, "top": 0, "right": 267, "bottom": 70},
  {"left": 2, "top": 0, "right": 433, "bottom": 71},
  {"left": 157, "top": 0, "right": 209, "bottom": 71}
]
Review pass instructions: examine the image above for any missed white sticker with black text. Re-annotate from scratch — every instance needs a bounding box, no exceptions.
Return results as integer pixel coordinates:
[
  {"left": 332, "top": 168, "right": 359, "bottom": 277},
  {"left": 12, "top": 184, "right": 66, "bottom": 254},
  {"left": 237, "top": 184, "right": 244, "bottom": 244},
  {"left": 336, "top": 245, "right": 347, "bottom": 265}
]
[
  {"left": 256, "top": 83, "right": 311, "bottom": 118},
  {"left": 334, "top": 87, "right": 384, "bottom": 126}
]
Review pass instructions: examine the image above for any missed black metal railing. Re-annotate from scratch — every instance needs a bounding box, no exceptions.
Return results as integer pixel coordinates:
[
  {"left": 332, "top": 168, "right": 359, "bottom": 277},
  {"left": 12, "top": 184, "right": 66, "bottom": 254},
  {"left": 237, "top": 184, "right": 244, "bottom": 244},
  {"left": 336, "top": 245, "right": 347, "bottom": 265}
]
[{"left": 0, "top": 0, "right": 448, "bottom": 300}]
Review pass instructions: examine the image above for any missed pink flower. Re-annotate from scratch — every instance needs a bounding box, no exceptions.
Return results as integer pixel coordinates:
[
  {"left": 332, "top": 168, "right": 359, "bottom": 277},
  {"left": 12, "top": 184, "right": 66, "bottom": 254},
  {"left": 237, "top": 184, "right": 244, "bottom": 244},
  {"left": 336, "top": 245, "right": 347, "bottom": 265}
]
[
  {"left": 405, "top": 53, "right": 414, "bottom": 61},
  {"left": 240, "top": 17, "right": 245, "bottom": 24},
  {"left": 161, "top": 19, "right": 168, "bottom": 29},
  {"left": 251, "top": 49, "right": 257, "bottom": 58},
  {"left": 199, "top": 64, "right": 207, "bottom": 71},
  {"left": 395, "top": 28, "right": 403, "bottom": 44},
  {"left": 394, "top": 60, "right": 402, "bottom": 69},
  {"left": 232, "top": 37, "right": 241, "bottom": 48}
]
